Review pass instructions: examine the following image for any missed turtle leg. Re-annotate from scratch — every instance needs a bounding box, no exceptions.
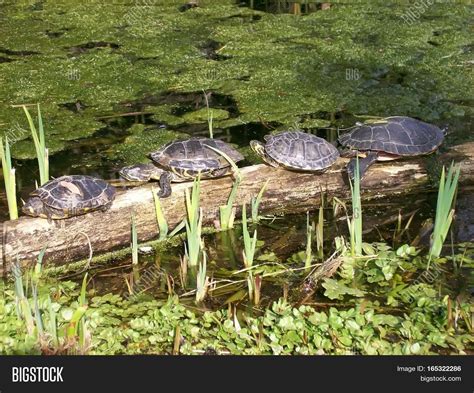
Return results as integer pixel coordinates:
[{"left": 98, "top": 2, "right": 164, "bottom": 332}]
[
  {"left": 250, "top": 140, "right": 279, "bottom": 168},
  {"left": 44, "top": 205, "right": 54, "bottom": 223},
  {"left": 347, "top": 151, "right": 379, "bottom": 180},
  {"left": 157, "top": 171, "right": 174, "bottom": 198},
  {"left": 101, "top": 201, "right": 113, "bottom": 212}
]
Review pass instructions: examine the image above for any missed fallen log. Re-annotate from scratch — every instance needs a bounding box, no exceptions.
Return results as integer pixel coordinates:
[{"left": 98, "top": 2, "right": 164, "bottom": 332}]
[{"left": 1, "top": 142, "right": 474, "bottom": 275}]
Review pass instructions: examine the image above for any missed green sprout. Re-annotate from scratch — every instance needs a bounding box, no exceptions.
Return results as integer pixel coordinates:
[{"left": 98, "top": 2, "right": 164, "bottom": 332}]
[
  {"left": 429, "top": 163, "right": 461, "bottom": 261},
  {"left": 185, "top": 176, "right": 203, "bottom": 267},
  {"left": 22, "top": 104, "right": 49, "bottom": 186},
  {"left": 0, "top": 137, "right": 18, "bottom": 220}
]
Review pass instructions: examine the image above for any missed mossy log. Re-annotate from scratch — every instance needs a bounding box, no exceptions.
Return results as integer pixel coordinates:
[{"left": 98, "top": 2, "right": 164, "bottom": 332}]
[{"left": 1, "top": 142, "right": 474, "bottom": 275}]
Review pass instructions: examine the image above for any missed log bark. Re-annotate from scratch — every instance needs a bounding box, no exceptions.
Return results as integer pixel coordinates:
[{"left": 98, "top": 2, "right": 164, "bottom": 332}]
[{"left": 1, "top": 142, "right": 474, "bottom": 275}]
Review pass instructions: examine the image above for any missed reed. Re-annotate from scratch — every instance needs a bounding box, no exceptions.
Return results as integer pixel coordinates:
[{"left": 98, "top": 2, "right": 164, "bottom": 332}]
[
  {"left": 219, "top": 176, "right": 240, "bottom": 230},
  {"left": 429, "top": 163, "right": 461, "bottom": 261},
  {"left": 242, "top": 203, "right": 257, "bottom": 268},
  {"left": 195, "top": 251, "right": 209, "bottom": 303},
  {"left": 152, "top": 187, "right": 168, "bottom": 240},
  {"left": 185, "top": 177, "right": 203, "bottom": 267},
  {"left": 13, "top": 261, "right": 90, "bottom": 353},
  {"left": 0, "top": 137, "right": 18, "bottom": 219},
  {"left": 305, "top": 211, "right": 313, "bottom": 270},
  {"left": 203, "top": 90, "right": 213, "bottom": 139},
  {"left": 315, "top": 204, "right": 324, "bottom": 260},
  {"left": 22, "top": 104, "right": 49, "bottom": 185},
  {"left": 251, "top": 180, "right": 269, "bottom": 223},
  {"left": 13, "top": 261, "right": 35, "bottom": 335},
  {"left": 206, "top": 145, "right": 242, "bottom": 230},
  {"left": 348, "top": 157, "right": 362, "bottom": 256},
  {"left": 131, "top": 212, "right": 138, "bottom": 265}
]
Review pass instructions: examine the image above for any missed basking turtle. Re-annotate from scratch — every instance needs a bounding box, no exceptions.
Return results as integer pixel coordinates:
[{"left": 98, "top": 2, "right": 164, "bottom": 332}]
[
  {"left": 22, "top": 175, "right": 116, "bottom": 220},
  {"left": 339, "top": 116, "right": 445, "bottom": 179},
  {"left": 120, "top": 137, "right": 244, "bottom": 198},
  {"left": 250, "top": 131, "right": 339, "bottom": 171}
]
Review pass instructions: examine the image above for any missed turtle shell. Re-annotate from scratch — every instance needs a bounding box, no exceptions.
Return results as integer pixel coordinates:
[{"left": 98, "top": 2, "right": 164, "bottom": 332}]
[
  {"left": 264, "top": 131, "right": 339, "bottom": 170},
  {"left": 149, "top": 137, "right": 244, "bottom": 172},
  {"left": 31, "top": 175, "right": 116, "bottom": 213},
  {"left": 338, "top": 116, "right": 444, "bottom": 156}
]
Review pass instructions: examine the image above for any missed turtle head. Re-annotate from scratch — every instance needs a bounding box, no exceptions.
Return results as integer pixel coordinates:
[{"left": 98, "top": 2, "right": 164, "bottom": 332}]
[
  {"left": 22, "top": 196, "right": 45, "bottom": 218},
  {"left": 250, "top": 140, "right": 266, "bottom": 158},
  {"left": 119, "top": 163, "right": 163, "bottom": 182}
]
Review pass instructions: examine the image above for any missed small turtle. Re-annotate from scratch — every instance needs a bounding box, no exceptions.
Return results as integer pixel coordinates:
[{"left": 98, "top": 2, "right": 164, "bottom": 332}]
[
  {"left": 339, "top": 116, "right": 445, "bottom": 179},
  {"left": 250, "top": 131, "right": 339, "bottom": 172},
  {"left": 120, "top": 137, "right": 244, "bottom": 198},
  {"left": 22, "top": 175, "right": 116, "bottom": 220}
]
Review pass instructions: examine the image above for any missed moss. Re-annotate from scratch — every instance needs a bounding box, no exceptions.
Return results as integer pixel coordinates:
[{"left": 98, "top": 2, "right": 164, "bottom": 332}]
[
  {"left": 182, "top": 108, "right": 229, "bottom": 124},
  {"left": 0, "top": 2, "right": 471, "bottom": 161},
  {"left": 113, "top": 125, "right": 187, "bottom": 165}
]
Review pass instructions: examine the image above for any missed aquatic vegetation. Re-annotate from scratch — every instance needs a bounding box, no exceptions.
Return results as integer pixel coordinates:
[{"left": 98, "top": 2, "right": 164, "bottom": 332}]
[
  {"left": 429, "top": 163, "right": 461, "bottom": 261},
  {"left": 1, "top": 238, "right": 472, "bottom": 355},
  {"left": 315, "top": 203, "right": 324, "bottom": 261},
  {"left": 219, "top": 177, "right": 240, "bottom": 230},
  {"left": 348, "top": 157, "right": 362, "bottom": 256},
  {"left": 305, "top": 212, "right": 313, "bottom": 270},
  {"left": 152, "top": 188, "right": 169, "bottom": 240},
  {"left": 251, "top": 179, "right": 269, "bottom": 223},
  {"left": 0, "top": 1, "right": 472, "bottom": 358},
  {"left": 1, "top": 3, "right": 471, "bottom": 161},
  {"left": 203, "top": 90, "right": 214, "bottom": 139},
  {"left": 242, "top": 203, "right": 260, "bottom": 303},
  {"left": 131, "top": 212, "right": 138, "bottom": 265},
  {"left": 0, "top": 137, "right": 18, "bottom": 219},
  {"left": 184, "top": 177, "right": 203, "bottom": 267},
  {"left": 242, "top": 204, "right": 257, "bottom": 269},
  {"left": 9, "top": 263, "right": 90, "bottom": 354},
  {"left": 195, "top": 251, "right": 210, "bottom": 304},
  {"left": 206, "top": 145, "right": 242, "bottom": 230},
  {"left": 22, "top": 104, "right": 49, "bottom": 186}
]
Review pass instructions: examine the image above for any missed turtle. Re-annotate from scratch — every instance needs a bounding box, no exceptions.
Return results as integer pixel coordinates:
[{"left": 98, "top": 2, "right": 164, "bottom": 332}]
[
  {"left": 250, "top": 131, "right": 340, "bottom": 172},
  {"left": 338, "top": 116, "right": 445, "bottom": 179},
  {"left": 119, "top": 137, "right": 244, "bottom": 198},
  {"left": 22, "top": 175, "right": 116, "bottom": 220}
]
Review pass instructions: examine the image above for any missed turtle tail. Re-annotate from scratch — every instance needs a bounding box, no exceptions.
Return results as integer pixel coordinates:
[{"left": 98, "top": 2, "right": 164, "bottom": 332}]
[{"left": 347, "top": 152, "right": 378, "bottom": 180}]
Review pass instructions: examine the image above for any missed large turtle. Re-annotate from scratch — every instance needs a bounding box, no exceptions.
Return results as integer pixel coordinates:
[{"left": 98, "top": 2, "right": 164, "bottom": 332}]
[
  {"left": 339, "top": 116, "right": 445, "bottom": 179},
  {"left": 250, "top": 131, "right": 339, "bottom": 171},
  {"left": 22, "top": 175, "right": 116, "bottom": 220},
  {"left": 120, "top": 137, "right": 244, "bottom": 198}
]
